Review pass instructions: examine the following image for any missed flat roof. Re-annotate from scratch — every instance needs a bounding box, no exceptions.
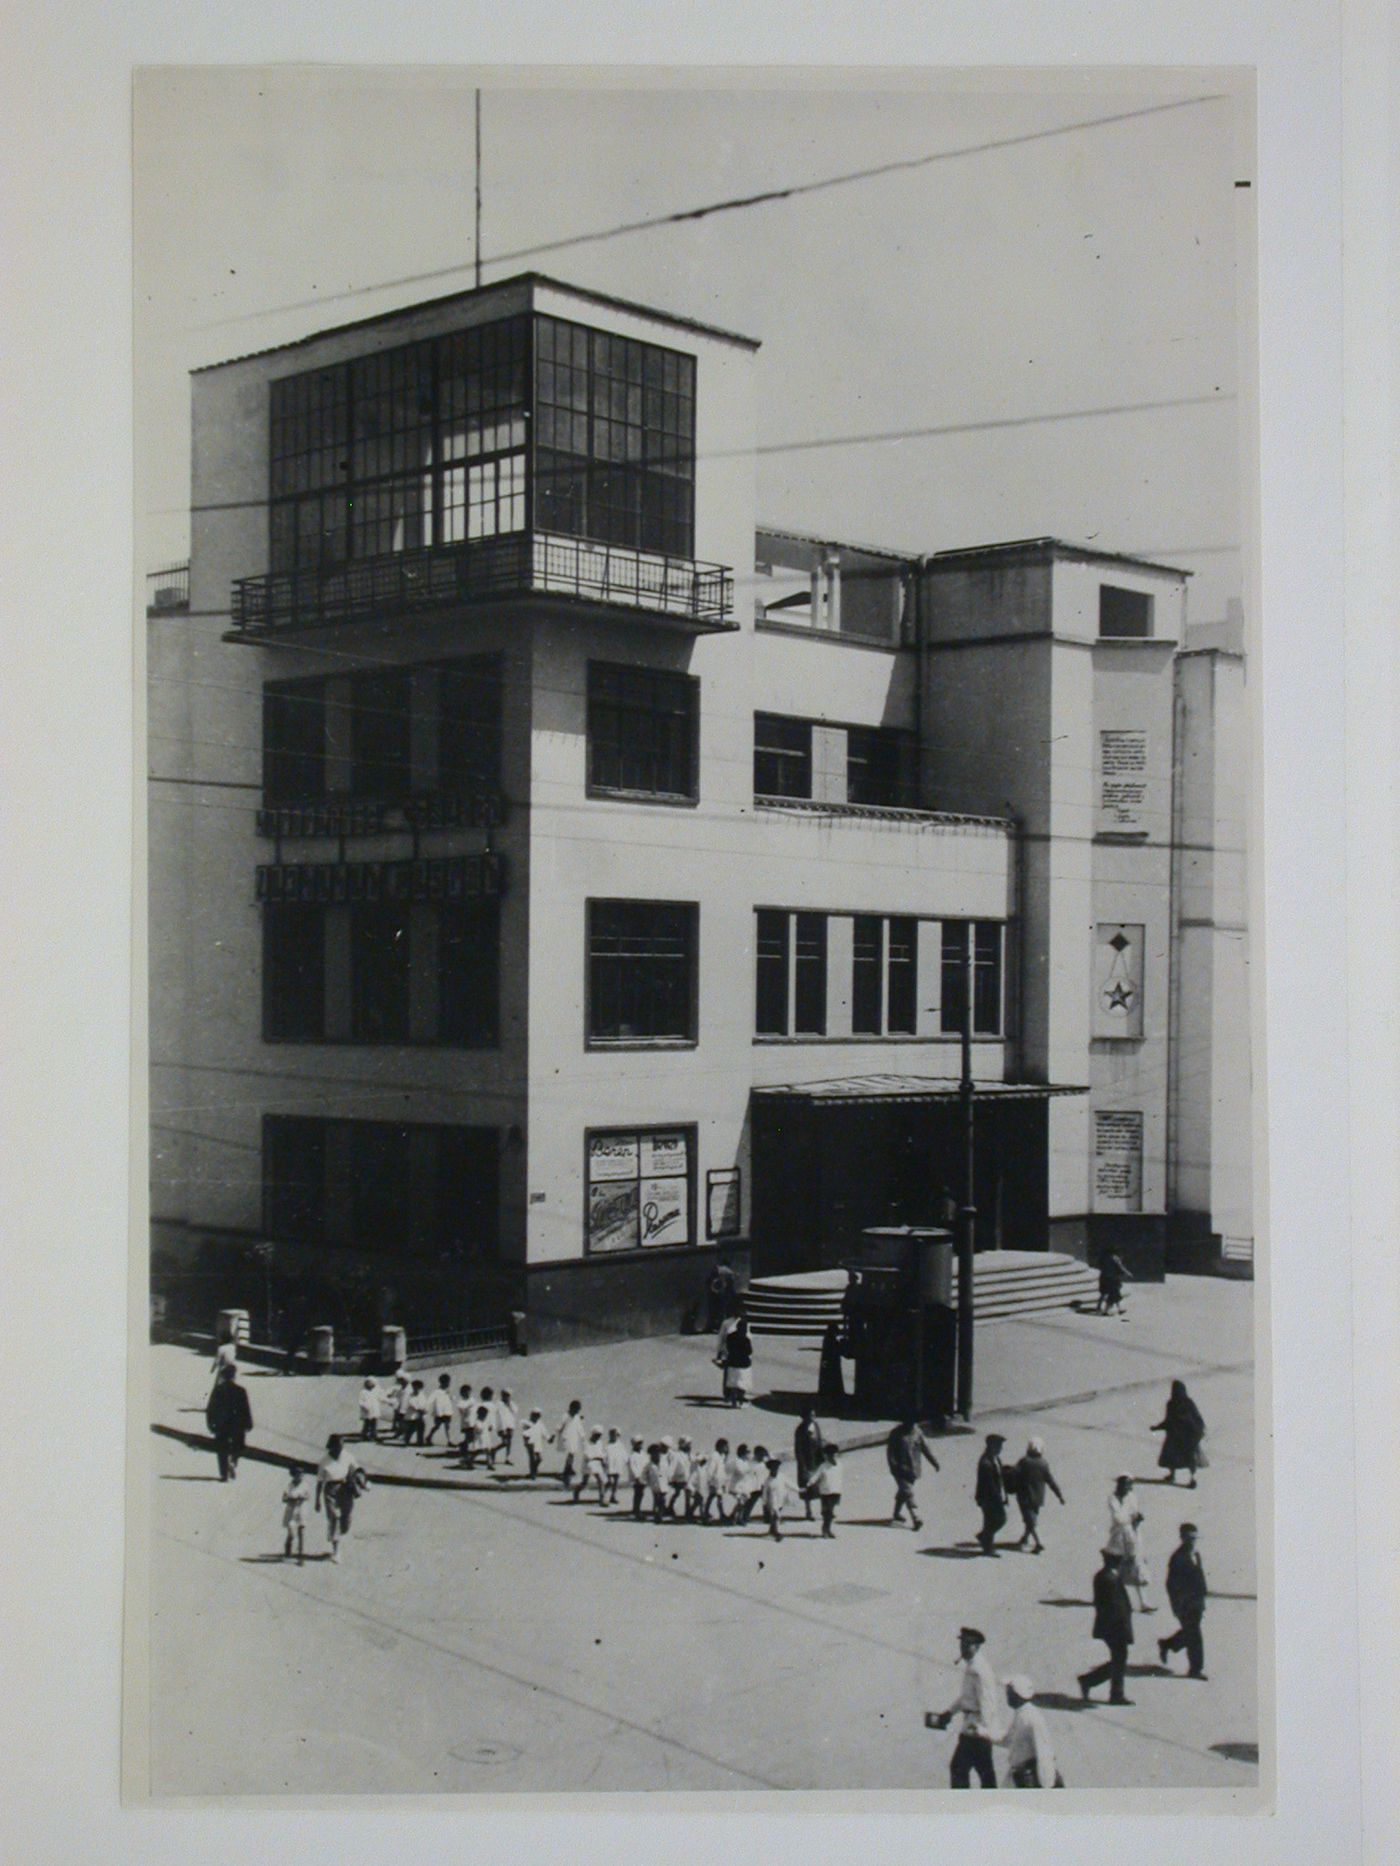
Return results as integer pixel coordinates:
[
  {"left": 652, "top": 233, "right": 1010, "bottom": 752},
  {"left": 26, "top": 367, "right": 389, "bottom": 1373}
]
[
  {"left": 194, "top": 271, "right": 762, "bottom": 374},
  {"left": 922, "top": 537, "right": 1191, "bottom": 580},
  {"left": 756, "top": 522, "right": 915, "bottom": 565},
  {"left": 753, "top": 1076, "right": 1089, "bottom": 1106}
]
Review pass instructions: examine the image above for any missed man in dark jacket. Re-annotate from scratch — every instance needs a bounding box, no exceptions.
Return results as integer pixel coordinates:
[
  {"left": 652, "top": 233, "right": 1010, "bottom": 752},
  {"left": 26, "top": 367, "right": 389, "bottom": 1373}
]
[
  {"left": 793, "top": 1407, "right": 826, "bottom": 1521},
  {"left": 886, "top": 1418, "right": 941, "bottom": 1531},
  {"left": 1079, "top": 1548, "right": 1135, "bottom": 1704},
  {"left": 975, "top": 1433, "right": 1008, "bottom": 1555},
  {"left": 1159, "top": 1523, "right": 1209, "bottom": 1679},
  {"left": 205, "top": 1363, "right": 253, "bottom": 1482}
]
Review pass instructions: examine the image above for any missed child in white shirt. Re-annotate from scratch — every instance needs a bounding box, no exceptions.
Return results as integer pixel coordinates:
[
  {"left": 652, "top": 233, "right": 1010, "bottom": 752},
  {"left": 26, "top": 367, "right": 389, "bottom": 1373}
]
[
  {"left": 282, "top": 1463, "right": 312, "bottom": 1563},
  {"left": 706, "top": 1437, "right": 733, "bottom": 1524},
  {"left": 391, "top": 1373, "right": 413, "bottom": 1442},
  {"left": 761, "top": 1457, "right": 791, "bottom": 1541},
  {"left": 496, "top": 1390, "right": 519, "bottom": 1464},
  {"left": 456, "top": 1385, "right": 475, "bottom": 1461},
  {"left": 666, "top": 1437, "right": 693, "bottom": 1519},
  {"left": 580, "top": 1429, "right": 608, "bottom": 1504},
  {"left": 627, "top": 1435, "right": 649, "bottom": 1516},
  {"left": 811, "top": 1444, "right": 843, "bottom": 1539},
  {"left": 556, "top": 1401, "right": 587, "bottom": 1488},
  {"left": 404, "top": 1380, "right": 429, "bottom": 1446},
  {"left": 521, "top": 1409, "right": 548, "bottom": 1478},
  {"left": 735, "top": 1444, "right": 764, "bottom": 1524},
  {"left": 357, "top": 1378, "right": 382, "bottom": 1442},
  {"left": 473, "top": 1402, "right": 499, "bottom": 1468},
  {"left": 426, "top": 1373, "right": 455, "bottom": 1446},
  {"left": 643, "top": 1443, "right": 670, "bottom": 1522},
  {"left": 603, "top": 1427, "right": 628, "bottom": 1505}
]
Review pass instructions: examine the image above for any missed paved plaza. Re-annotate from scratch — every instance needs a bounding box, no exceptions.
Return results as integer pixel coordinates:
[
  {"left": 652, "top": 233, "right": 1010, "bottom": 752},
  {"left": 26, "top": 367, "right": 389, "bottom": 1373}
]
[{"left": 145, "top": 1276, "right": 1259, "bottom": 1796}]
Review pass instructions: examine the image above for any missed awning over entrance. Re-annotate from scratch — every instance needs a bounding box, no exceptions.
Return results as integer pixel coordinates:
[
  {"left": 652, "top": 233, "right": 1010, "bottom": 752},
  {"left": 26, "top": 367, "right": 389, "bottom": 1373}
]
[{"left": 752, "top": 1076, "right": 1089, "bottom": 1108}]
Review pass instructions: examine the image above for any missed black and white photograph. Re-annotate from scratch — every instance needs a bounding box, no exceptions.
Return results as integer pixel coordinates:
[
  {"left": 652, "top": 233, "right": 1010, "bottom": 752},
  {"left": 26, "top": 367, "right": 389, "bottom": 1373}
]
[{"left": 130, "top": 66, "right": 1271, "bottom": 1801}]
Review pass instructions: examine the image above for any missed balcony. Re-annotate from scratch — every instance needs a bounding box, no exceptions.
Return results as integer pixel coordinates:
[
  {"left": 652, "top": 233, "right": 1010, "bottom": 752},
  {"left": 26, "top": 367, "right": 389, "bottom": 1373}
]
[{"left": 229, "top": 532, "right": 735, "bottom": 639}]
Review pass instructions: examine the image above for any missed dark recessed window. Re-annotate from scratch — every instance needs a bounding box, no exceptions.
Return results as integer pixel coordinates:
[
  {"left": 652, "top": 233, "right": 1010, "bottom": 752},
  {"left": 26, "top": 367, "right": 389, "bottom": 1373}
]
[
  {"left": 263, "top": 1116, "right": 327, "bottom": 1243},
  {"left": 847, "top": 725, "right": 917, "bottom": 807},
  {"left": 263, "top": 683, "right": 327, "bottom": 803},
  {"left": 887, "top": 917, "right": 918, "bottom": 1034},
  {"left": 793, "top": 913, "right": 828, "bottom": 1035},
  {"left": 588, "top": 661, "right": 698, "bottom": 799},
  {"left": 941, "top": 920, "right": 1005, "bottom": 1037},
  {"left": 263, "top": 902, "right": 326, "bottom": 1042},
  {"left": 438, "top": 656, "right": 503, "bottom": 793},
  {"left": 755, "top": 908, "right": 790, "bottom": 1036},
  {"left": 439, "top": 899, "right": 500, "bottom": 1048},
  {"left": 588, "top": 900, "right": 697, "bottom": 1043},
  {"left": 754, "top": 713, "right": 813, "bottom": 798},
  {"left": 852, "top": 915, "right": 883, "bottom": 1035},
  {"left": 754, "top": 909, "right": 827, "bottom": 1037},
  {"left": 1099, "top": 585, "right": 1153, "bottom": 639},
  {"left": 351, "top": 901, "right": 412, "bottom": 1043},
  {"left": 350, "top": 669, "right": 413, "bottom": 799}
]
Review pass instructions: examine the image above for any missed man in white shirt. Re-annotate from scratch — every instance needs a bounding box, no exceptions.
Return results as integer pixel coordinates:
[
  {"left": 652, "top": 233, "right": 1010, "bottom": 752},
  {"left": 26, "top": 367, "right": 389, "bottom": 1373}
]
[
  {"left": 927, "top": 1626, "right": 1003, "bottom": 1787},
  {"left": 996, "top": 1675, "right": 1061, "bottom": 1788}
]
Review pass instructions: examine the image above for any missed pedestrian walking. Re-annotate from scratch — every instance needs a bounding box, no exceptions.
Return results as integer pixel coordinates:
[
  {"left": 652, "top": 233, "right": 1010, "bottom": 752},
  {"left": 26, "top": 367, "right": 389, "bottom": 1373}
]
[
  {"left": 579, "top": 1428, "right": 608, "bottom": 1504},
  {"left": 472, "top": 1403, "right": 499, "bottom": 1469},
  {"left": 810, "top": 1444, "right": 843, "bottom": 1537},
  {"left": 719, "top": 1316, "right": 754, "bottom": 1408},
  {"left": 496, "top": 1389, "right": 518, "bottom": 1464},
  {"left": 1013, "top": 1438, "right": 1066, "bottom": 1554},
  {"left": 1107, "top": 1475, "right": 1154, "bottom": 1612},
  {"left": 1150, "top": 1379, "right": 1208, "bottom": 1487},
  {"left": 555, "top": 1400, "right": 587, "bottom": 1487},
  {"left": 521, "top": 1408, "right": 548, "bottom": 1478},
  {"left": 761, "top": 1457, "right": 791, "bottom": 1540},
  {"left": 705, "top": 1261, "right": 738, "bottom": 1333},
  {"left": 357, "top": 1376, "right": 382, "bottom": 1442},
  {"left": 209, "top": 1335, "right": 238, "bottom": 1394},
  {"left": 205, "top": 1363, "right": 253, "bottom": 1482},
  {"left": 403, "top": 1379, "right": 429, "bottom": 1446},
  {"left": 1158, "top": 1522, "right": 1209, "bottom": 1679},
  {"left": 817, "top": 1321, "right": 847, "bottom": 1406},
  {"left": 996, "top": 1677, "right": 1063, "bottom": 1788},
  {"left": 736, "top": 1445, "right": 767, "bottom": 1524},
  {"left": 603, "top": 1427, "right": 627, "bottom": 1505},
  {"left": 1097, "top": 1250, "right": 1131, "bottom": 1317},
  {"left": 390, "top": 1372, "right": 413, "bottom": 1442},
  {"left": 315, "top": 1433, "right": 365, "bottom": 1564},
  {"left": 794, "top": 1406, "right": 826, "bottom": 1520},
  {"left": 425, "top": 1373, "right": 455, "bottom": 1446},
  {"left": 666, "top": 1437, "right": 694, "bottom": 1517},
  {"left": 456, "top": 1384, "right": 475, "bottom": 1457},
  {"left": 627, "top": 1434, "right": 649, "bottom": 1516},
  {"left": 886, "top": 1418, "right": 940, "bottom": 1531},
  {"left": 643, "top": 1442, "right": 670, "bottom": 1522},
  {"left": 1078, "top": 1547, "right": 1135, "bottom": 1704},
  {"left": 281, "top": 1463, "right": 312, "bottom": 1563},
  {"left": 927, "top": 1627, "right": 1003, "bottom": 1788},
  {"left": 975, "top": 1433, "right": 1009, "bottom": 1555}
]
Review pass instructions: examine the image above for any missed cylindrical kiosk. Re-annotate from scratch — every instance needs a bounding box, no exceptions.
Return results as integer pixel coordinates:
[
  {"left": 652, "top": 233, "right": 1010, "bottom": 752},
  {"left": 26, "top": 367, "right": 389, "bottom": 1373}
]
[
  {"left": 310, "top": 1324, "right": 334, "bottom": 1374},
  {"left": 217, "top": 1307, "right": 250, "bottom": 1346},
  {"left": 847, "top": 1228, "right": 957, "bottom": 1423}
]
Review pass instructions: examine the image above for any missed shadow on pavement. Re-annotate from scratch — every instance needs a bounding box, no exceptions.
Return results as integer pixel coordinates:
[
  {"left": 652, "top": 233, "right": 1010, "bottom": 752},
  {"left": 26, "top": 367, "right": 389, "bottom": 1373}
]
[
  {"left": 1039, "top": 1596, "right": 1093, "bottom": 1608},
  {"left": 917, "top": 1544, "right": 985, "bottom": 1560},
  {"left": 1211, "top": 1742, "right": 1259, "bottom": 1765},
  {"left": 1034, "top": 1691, "right": 1092, "bottom": 1713},
  {"left": 159, "top": 1473, "right": 222, "bottom": 1482}
]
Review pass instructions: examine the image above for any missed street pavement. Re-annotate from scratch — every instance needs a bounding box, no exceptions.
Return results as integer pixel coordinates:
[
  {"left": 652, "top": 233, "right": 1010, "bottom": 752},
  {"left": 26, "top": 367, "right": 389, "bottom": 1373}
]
[{"left": 145, "top": 1276, "right": 1259, "bottom": 1797}]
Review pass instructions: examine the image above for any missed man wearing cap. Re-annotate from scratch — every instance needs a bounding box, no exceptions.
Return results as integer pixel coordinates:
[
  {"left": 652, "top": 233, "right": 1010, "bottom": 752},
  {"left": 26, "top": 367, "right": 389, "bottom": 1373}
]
[
  {"left": 927, "top": 1627, "right": 1003, "bottom": 1787},
  {"left": 1159, "top": 1522, "right": 1209, "bottom": 1679},
  {"left": 996, "top": 1676, "right": 1062, "bottom": 1788},
  {"left": 1078, "top": 1546, "right": 1135, "bottom": 1705},
  {"left": 975, "top": 1433, "right": 1009, "bottom": 1556}
]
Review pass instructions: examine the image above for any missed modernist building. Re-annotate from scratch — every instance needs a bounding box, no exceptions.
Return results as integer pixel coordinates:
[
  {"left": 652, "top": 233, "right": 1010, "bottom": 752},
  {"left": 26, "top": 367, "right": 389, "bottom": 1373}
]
[{"left": 149, "top": 273, "right": 1251, "bottom": 1349}]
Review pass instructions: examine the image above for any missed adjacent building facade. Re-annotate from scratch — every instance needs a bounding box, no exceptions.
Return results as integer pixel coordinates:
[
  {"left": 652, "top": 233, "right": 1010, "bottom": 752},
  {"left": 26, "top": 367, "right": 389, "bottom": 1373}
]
[{"left": 149, "top": 273, "right": 1252, "bottom": 1350}]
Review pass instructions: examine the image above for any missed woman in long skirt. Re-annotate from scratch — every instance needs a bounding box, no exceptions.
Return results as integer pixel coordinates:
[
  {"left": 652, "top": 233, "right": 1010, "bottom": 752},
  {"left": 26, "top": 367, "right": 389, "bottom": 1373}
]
[
  {"left": 1150, "top": 1379, "right": 1207, "bottom": 1486},
  {"left": 722, "top": 1317, "right": 754, "bottom": 1408}
]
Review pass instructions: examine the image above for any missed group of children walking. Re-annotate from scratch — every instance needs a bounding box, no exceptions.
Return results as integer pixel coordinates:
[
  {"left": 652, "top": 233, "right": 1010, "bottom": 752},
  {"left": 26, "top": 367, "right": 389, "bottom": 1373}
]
[{"left": 358, "top": 1372, "right": 522, "bottom": 1467}]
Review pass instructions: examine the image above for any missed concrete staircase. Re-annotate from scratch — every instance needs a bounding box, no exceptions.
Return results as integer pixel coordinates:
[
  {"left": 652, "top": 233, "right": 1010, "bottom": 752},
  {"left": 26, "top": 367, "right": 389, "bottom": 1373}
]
[{"left": 743, "top": 1251, "right": 1101, "bottom": 1338}]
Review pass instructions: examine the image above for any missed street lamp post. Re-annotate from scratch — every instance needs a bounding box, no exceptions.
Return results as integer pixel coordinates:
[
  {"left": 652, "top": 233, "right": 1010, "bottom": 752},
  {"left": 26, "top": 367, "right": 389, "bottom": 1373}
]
[{"left": 956, "top": 940, "right": 977, "bottom": 1420}]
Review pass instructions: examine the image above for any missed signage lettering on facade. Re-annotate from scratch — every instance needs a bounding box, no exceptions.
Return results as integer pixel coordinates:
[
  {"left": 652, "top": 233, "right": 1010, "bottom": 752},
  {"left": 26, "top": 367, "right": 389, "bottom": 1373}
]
[
  {"left": 255, "top": 792, "right": 504, "bottom": 840},
  {"left": 1098, "top": 728, "right": 1149, "bottom": 830},
  {"left": 254, "top": 852, "right": 503, "bottom": 904},
  {"left": 1093, "top": 1109, "right": 1144, "bottom": 1211}
]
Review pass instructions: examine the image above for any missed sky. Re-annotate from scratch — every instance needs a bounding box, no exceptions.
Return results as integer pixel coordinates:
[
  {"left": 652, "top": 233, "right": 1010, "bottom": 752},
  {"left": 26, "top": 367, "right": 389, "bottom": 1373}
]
[{"left": 135, "top": 69, "right": 1251, "bottom": 627}]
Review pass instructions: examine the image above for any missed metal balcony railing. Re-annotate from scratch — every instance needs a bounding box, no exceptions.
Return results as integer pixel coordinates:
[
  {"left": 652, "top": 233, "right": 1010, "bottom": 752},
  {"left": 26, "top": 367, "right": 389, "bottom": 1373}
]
[
  {"left": 147, "top": 563, "right": 190, "bottom": 611},
  {"left": 231, "top": 532, "right": 734, "bottom": 635}
]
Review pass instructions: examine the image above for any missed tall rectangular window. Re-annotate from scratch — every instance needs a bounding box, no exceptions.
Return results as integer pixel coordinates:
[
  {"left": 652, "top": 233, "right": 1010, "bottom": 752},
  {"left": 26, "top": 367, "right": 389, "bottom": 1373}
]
[
  {"left": 349, "top": 669, "right": 413, "bottom": 799},
  {"left": 263, "top": 903, "right": 326, "bottom": 1042},
  {"left": 887, "top": 916, "right": 918, "bottom": 1034},
  {"left": 349, "top": 1121, "right": 414, "bottom": 1252},
  {"left": 588, "top": 662, "right": 697, "bottom": 799},
  {"left": 941, "top": 921, "right": 1005, "bottom": 1036},
  {"left": 588, "top": 901, "right": 697, "bottom": 1043},
  {"left": 263, "top": 1116, "right": 326, "bottom": 1243},
  {"left": 852, "top": 915, "right": 884, "bottom": 1034},
  {"left": 793, "top": 913, "right": 828, "bottom": 1035},
  {"left": 754, "top": 714, "right": 813, "bottom": 798},
  {"left": 438, "top": 656, "right": 502, "bottom": 793},
  {"left": 439, "top": 899, "right": 500, "bottom": 1047},
  {"left": 846, "top": 725, "right": 916, "bottom": 807},
  {"left": 535, "top": 317, "right": 695, "bottom": 558},
  {"left": 351, "top": 901, "right": 412, "bottom": 1043},
  {"left": 263, "top": 683, "right": 327, "bottom": 802},
  {"left": 755, "top": 908, "right": 790, "bottom": 1036},
  {"left": 437, "top": 1126, "right": 501, "bottom": 1258}
]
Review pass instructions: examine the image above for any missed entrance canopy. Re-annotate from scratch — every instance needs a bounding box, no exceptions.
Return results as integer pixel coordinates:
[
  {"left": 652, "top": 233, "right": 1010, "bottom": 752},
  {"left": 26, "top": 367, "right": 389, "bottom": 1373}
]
[{"left": 752, "top": 1076, "right": 1088, "bottom": 1108}]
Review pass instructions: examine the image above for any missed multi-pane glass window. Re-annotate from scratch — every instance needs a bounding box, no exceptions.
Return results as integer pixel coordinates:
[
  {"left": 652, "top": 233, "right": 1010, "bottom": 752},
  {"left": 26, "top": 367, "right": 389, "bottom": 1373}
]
[
  {"left": 886, "top": 916, "right": 918, "bottom": 1034},
  {"left": 588, "top": 901, "right": 696, "bottom": 1043},
  {"left": 754, "top": 714, "right": 814, "bottom": 798},
  {"left": 847, "top": 725, "right": 917, "bottom": 807},
  {"left": 349, "top": 669, "right": 413, "bottom": 799},
  {"left": 263, "top": 1115, "right": 500, "bottom": 1256},
  {"left": 351, "top": 901, "right": 412, "bottom": 1043},
  {"left": 852, "top": 915, "right": 884, "bottom": 1035},
  {"left": 262, "top": 903, "right": 326, "bottom": 1041},
  {"left": 754, "top": 909, "right": 827, "bottom": 1037},
  {"left": 535, "top": 317, "right": 695, "bottom": 558},
  {"left": 940, "top": 921, "right": 1005, "bottom": 1036},
  {"left": 263, "top": 685, "right": 327, "bottom": 802},
  {"left": 853, "top": 915, "right": 919, "bottom": 1035},
  {"left": 438, "top": 319, "right": 529, "bottom": 542},
  {"left": 587, "top": 661, "right": 697, "bottom": 798},
  {"left": 437, "top": 658, "right": 503, "bottom": 793}
]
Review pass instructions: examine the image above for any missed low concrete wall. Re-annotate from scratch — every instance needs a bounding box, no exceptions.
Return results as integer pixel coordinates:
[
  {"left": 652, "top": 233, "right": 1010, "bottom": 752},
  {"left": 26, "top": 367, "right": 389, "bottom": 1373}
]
[{"left": 523, "top": 1242, "right": 752, "bottom": 1352}]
